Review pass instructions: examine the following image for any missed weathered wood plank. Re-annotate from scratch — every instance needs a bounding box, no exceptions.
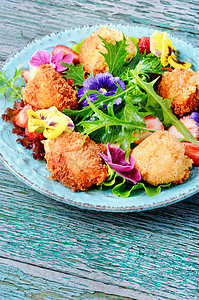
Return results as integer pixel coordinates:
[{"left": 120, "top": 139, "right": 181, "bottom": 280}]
[
  {"left": 0, "top": 162, "right": 198, "bottom": 299},
  {"left": 0, "top": 258, "right": 154, "bottom": 300},
  {"left": 0, "top": 0, "right": 199, "bottom": 298},
  {"left": 0, "top": 0, "right": 198, "bottom": 65}
]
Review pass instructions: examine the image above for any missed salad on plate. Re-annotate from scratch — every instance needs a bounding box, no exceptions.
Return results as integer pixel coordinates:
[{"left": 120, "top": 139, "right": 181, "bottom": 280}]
[{"left": 1, "top": 25, "right": 199, "bottom": 199}]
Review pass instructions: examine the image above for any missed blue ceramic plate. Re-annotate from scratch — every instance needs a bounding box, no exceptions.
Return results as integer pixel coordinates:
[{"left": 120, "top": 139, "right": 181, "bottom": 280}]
[{"left": 0, "top": 24, "right": 199, "bottom": 212}]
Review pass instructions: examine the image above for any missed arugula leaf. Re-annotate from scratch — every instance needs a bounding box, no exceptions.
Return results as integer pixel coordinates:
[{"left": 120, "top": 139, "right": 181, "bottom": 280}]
[
  {"left": 131, "top": 69, "right": 199, "bottom": 146},
  {"left": 0, "top": 68, "right": 23, "bottom": 101},
  {"left": 61, "top": 63, "right": 85, "bottom": 86}
]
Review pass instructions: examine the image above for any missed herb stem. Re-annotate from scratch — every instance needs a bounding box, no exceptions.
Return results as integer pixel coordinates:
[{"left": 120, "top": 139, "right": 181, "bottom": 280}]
[{"left": 4, "top": 78, "right": 23, "bottom": 99}]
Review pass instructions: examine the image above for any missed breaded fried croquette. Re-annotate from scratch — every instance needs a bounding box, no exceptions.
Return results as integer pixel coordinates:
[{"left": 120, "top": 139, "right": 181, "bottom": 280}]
[
  {"left": 158, "top": 68, "right": 199, "bottom": 116},
  {"left": 43, "top": 132, "right": 108, "bottom": 192},
  {"left": 131, "top": 130, "right": 192, "bottom": 186},
  {"left": 22, "top": 65, "right": 78, "bottom": 111},
  {"left": 80, "top": 26, "right": 137, "bottom": 75}
]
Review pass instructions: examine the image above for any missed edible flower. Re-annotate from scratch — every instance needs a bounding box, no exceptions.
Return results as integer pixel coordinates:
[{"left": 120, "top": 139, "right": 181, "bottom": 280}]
[
  {"left": 77, "top": 72, "right": 125, "bottom": 107},
  {"left": 28, "top": 50, "right": 73, "bottom": 73},
  {"left": 27, "top": 106, "right": 74, "bottom": 139},
  {"left": 190, "top": 112, "right": 199, "bottom": 127},
  {"left": 150, "top": 30, "right": 191, "bottom": 69},
  {"left": 98, "top": 143, "right": 141, "bottom": 184}
]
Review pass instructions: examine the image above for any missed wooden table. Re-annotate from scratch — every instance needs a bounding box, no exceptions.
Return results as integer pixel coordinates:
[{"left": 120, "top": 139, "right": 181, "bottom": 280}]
[{"left": 0, "top": 0, "right": 199, "bottom": 299}]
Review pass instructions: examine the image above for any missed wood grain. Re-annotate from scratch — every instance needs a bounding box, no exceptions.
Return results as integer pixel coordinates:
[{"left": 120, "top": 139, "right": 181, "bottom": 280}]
[
  {"left": 0, "top": 0, "right": 199, "bottom": 299},
  {"left": 0, "top": 162, "right": 198, "bottom": 299},
  {"left": 0, "top": 0, "right": 198, "bottom": 65}
]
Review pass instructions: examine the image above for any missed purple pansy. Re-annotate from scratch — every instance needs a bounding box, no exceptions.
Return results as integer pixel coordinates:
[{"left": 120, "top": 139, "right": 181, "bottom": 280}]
[
  {"left": 77, "top": 72, "right": 125, "bottom": 107},
  {"left": 28, "top": 50, "right": 73, "bottom": 73},
  {"left": 190, "top": 112, "right": 199, "bottom": 127},
  {"left": 99, "top": 143, "right": 141, "bottom": 184}
]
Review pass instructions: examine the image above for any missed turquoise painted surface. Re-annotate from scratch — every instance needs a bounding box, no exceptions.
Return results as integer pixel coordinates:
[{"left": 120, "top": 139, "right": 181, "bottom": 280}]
[
  {"left": 0, "top": 0, "right": 199, "bottom": 299},
  {"left": 0, "top": 164, "right": 198, "bottom": 299}
]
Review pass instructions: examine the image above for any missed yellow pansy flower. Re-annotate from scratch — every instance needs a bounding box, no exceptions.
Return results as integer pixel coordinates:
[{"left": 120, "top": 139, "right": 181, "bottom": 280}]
[
  {"left": 150, "top": 30, "right": 165, "bottom": 57},
  {"left": 150, "top": 30, "right": 191, "bottom": 69},
  {"left": 27, "top": 106, "right": 74, "bottom": 139},
  {"left": 161, "top": 32, "right": 176, "bottom": 67}
]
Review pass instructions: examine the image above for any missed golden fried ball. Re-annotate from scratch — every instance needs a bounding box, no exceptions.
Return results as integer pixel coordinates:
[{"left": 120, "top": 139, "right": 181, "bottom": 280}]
[
  {"left": 131, "top": 130, "right": 192, "bottom": 186},
  {"left": 22, "top": 65, "right": 78, "bottom": 111},
  {"left": 80, "top": 26, "right": 137, "bottom": 75},
  {"left": 158, "top": 68, "right": 199, "bottom": 117},
  {"left": 43, "top": 132, "right": 108, "bottom": 192}
]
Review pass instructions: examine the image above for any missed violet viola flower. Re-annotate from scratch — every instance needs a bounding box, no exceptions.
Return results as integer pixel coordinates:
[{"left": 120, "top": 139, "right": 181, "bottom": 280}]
[
  {"left": 28, "top": 50, "right": 73, "bottom": 73},
  {"left": 190, "top": 112, "right": 199, "bottom": 127},
  {"left": 77, "top": 72, "right": 125, "bottom": 107},
  {"left": 99, "top": 143, "right": 141, "bottom": 184}
]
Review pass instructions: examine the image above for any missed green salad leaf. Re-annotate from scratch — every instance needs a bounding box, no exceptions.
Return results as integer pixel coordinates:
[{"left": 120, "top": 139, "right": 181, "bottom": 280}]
[
  {"left": 100, "top": 36, "right": 166, "bottom": 78},
  {"left": 133, "top": 52, "right": 167, "bottom": 76},
  {"left": 129, "top": 36, "right": 139, "bottom": 46},
  {"left": 61, "top": 62, "right": 85, "bottom": 86},
  {"left": 98, "top": 165, "right": 172, "bottom": 197},
  {"left": 72, "top": 40, "right": 84, "bottom": 54},
  {"left": 76, "top": 89, "right": 155, "bottom": 153},
  {"left": 99, "top": 34, "right": 131, "bottom": 77},
  {"left": 0, "top": 68, "right": 23, "bottom": 101}
]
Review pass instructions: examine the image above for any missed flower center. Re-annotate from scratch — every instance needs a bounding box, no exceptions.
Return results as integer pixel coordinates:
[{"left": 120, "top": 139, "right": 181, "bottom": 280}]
[{"left": 101, "top": 88, "right": 107, "bottom": 94}]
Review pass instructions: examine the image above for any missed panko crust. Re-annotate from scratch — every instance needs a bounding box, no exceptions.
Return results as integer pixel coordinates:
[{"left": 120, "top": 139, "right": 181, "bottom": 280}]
[
  {"left": 158, "top": 68, "right": 199, "bottom": 116},
  {"left": 43, "top": 132, "right": 108, "bottom": 192},
  {"left": 80, "top": 26, "right": 137, "bottom": 75},
  {"left": 22, "top": 65, "right": 78, "bottom": 111},
  {"left": 131, "top": 130, "right": 192, "bottom": 186}
]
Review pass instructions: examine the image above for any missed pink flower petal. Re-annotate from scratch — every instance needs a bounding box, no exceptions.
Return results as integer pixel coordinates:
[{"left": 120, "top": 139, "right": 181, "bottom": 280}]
[
  {"left": 51, "top": 51, "right": 64, "bottom": 63},
  {"left": 54, "top": 53, "right": 74, "bottom": 73},
  {"left": 99, "top": 143, "right": 141, "bottom": 184},
  {"left": 116, "top": 168, "right": 141, "bottom": 184},
  {"left": 29, "top": 50, "right": 51, "bottom": 67},
  {"left": 61, "top": 53, "right": 73, "bottom": 65}
]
